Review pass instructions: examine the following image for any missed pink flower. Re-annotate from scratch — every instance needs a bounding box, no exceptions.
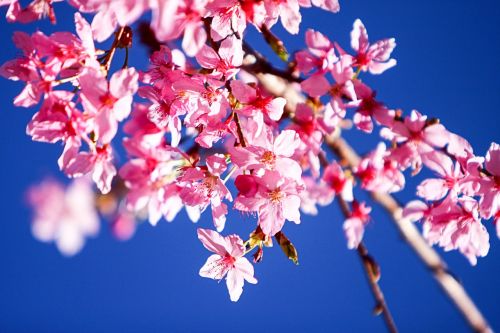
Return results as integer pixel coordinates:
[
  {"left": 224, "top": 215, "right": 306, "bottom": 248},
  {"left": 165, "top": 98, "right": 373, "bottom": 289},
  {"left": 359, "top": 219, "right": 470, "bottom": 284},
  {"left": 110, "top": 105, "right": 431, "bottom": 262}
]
[
  {"left": 229, "top": 129, "right": 302, "bottom": 181},
  {"left": 79, "top": 67, "right": 138, "bottom": 143},
  {"left": 344, "top": 201, "right": 371, "bottom": 249},
  {"left": 349, "top": 18, "right": 397, "bottom": 74},
  {"left": 2, "top": 0, "right": 62, "bottom": 24},
  {"left": 206, "top": 0, "right": 248, "bottom": 41},
  {"left": 120, "top": 145, "right": 192, "bottom": 226},
  {"left": 354, "top": 143, "right": 405, "bottom": 193},
  {"left": 352, "top": 81, "right": 394, "bottom": 133},
  {"left": 295, "top": 29, "right": 337, "bottom": 74},
  {"left": 264, "top": 0, "right": 302, "bottom": 35},
  {"left": 230, "top": 79, "right": 286, "bottom": 135},
  {"left": 234, "top": 171, "right": 303, "bottom": 236},
  {"left": 64, "top": 144, "right": 117, "bottom": 194},
  {"left": 179, "top": 154, "right": 232, "bottom": 231},
  {"left": 195, "top": 36, "right": 243, "bottom": 80},
  {"left": 299, "top": 176, "right": 335, "bottom": 215},
  {"left": 152, "top": 0, "right": 207, "bottom": 57},
  {"left": 477, "top": 142, "right": 500, "bottom": 220},
  {"left": 381, "top": 110, "right": 450, "bottom": 172},
  {"left": 322, "top": 161, "right": 353, "bottom": 201},
  {"left": 416, "top": 151, "right": 464, "bottom": 201},
  {"left": 288, "top": 103, "right": 326, "bottom": 176},
  {"left": 198, "top": 228, "right": 257, "bottom": 302},
  {"left": 27, "top": 178, "right": 99, "bottom": 256},
  {"left": 26, "top": 91, "right": 87, "bottom": 144},
  {"left": 139, "top": 85, "right": 184, "bottom": 147},
  {"left": 111, "top": 208, "right": 137, "bottom": 241},
  {"left": 404, "top": 197, "right": 490, "bottom": 265},
  {"left": 436, "top": 198, "right": 490, "bottom": 266}
]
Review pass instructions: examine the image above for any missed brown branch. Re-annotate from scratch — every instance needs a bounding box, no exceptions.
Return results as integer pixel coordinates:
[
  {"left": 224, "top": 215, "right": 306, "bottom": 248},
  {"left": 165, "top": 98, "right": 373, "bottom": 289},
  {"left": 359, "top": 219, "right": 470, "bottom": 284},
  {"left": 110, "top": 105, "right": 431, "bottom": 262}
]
[
  {"left": 101, "top": 27, "right": 126, "bottom": 74},
  {"left": 337, "top": 197, "right": 398, "bottom": 333},
  {"left": 327, "top": 136, "right": 492, "bottom": 333},
  {"left": 233, "top": 112, "right": 247, "bottom": 148},
  {"left": 242, "top": 42, "right": 303, "bottom": 83},
  {"left": 249, "top": 70, "right": 492, "bottom": 333}
]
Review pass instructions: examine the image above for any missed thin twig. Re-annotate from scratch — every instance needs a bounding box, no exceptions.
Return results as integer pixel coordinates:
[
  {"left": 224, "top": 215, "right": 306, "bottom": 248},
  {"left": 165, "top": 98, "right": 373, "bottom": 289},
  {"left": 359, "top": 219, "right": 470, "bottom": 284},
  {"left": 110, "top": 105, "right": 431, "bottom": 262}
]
[
  {"left": 233, "top": 112, "right": 247, "bottom": 147},
  {"left": 249, "top": 70, "right": 492, "bottom": 333},
  {"left": 102, "top": 27, "right": 126, "bottom": 74},
  {"left": 242, "top": 42, "right": 303, "bottom": 83},
  {"left": 337, "top": 197, "right": 398, "bottom": 333},
  {"left": 327, "top": 137, "right": 492, "bottom": 333}
]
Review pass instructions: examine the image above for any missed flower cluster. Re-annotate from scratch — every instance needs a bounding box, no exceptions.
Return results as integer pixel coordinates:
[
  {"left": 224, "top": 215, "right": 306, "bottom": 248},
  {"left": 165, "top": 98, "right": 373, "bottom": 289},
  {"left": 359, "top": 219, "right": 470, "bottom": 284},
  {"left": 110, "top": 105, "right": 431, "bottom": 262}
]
[{"left": 1, "top": 0, "right": 498, "bottom": 303}]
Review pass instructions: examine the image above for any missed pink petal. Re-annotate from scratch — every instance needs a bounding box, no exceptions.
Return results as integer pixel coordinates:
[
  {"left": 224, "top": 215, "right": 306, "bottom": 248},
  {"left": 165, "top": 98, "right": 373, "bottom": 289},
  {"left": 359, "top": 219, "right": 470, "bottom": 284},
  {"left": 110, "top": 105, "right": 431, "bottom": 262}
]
[{"left": 197, "top": 228, "right": 228, "bottom": 255}]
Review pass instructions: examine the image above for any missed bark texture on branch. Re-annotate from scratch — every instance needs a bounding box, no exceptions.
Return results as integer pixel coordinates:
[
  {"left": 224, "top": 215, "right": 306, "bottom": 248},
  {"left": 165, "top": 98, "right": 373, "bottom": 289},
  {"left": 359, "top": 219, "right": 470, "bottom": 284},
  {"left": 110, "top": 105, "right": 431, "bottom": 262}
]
[{"left": 251, "top": 70, "right": 492, "bottom": 333}]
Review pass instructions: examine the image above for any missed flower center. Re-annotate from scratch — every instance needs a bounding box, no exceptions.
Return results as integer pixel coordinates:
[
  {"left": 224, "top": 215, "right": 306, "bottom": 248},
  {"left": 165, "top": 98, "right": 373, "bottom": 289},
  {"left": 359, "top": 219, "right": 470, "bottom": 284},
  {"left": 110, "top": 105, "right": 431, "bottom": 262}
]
[
  {"left": 268, "top": 188, "right": 283, "bottom": 204},
  {"left": 260, "top": 150, "right": 276, "bottom": 166}
]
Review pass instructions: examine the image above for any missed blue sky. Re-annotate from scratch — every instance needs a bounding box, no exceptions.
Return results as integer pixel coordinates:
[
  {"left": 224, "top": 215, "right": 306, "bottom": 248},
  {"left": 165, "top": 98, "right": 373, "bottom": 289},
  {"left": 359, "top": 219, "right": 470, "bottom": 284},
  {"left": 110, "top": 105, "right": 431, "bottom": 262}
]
[{"left": 0, "top": 1, "right": 499, "bottom": 332}]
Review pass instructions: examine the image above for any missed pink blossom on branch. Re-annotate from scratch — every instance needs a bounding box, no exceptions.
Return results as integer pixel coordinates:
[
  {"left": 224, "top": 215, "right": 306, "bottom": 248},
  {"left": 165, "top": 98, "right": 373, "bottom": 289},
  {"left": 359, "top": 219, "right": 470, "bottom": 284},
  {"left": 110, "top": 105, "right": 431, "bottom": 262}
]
[
  {"left": 1, "top": 0, "right": 499, "bottom": 316},
  {"left": 198, "top": 228, "right": 257, "bottom": 302}
]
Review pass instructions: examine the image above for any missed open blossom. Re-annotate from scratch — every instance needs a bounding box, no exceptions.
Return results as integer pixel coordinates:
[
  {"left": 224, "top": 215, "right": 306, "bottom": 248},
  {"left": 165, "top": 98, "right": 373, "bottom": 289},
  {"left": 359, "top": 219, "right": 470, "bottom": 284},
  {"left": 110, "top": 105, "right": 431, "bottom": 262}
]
[
  {"left": 477, "top": 143, "right": 500, "bottom": 220},
  {"left": 344, "top": 201, "right": 371, "bottom": 249},
  {"left": 404, "top": 197, "right": 490, "bottom": 265},
  {"left": 119, "top": 103, "right": 200, "bottom": 225},
  {"left": 351, "top": 81, "right": 394, "bottom": 133},
  {"left": 27, "top": 178, "right": 99, "bottom": 256},
  {"left": 348, "top": 18, "right": 396, "bottom": 74},
  {"left": 206, "top": 0, "right": 251, "bottom": 41},
  {"left": 151, "top": 0, "right": 207, "bottom": 56},
  {"left": 354, "top": 143, "right": 405, "bottom": 193},
  {"left": 198, "top": 228, "right": 257, "bottom": 302},
  {"left": 229, "top": 129, "right": 302, "bottom": 181},
  {"left": 0, "top": 12, "right": 98, "bottom": 107},
  {"left": 119, "top": 139, "right": 191, "bottom": 226},
  {"left": 299, "top": 176, "right": 335, "bottom": 215},
  {"left": 416, "top": 150, "right": 465, "bottom": 201},
  {"left": 288, "top": 103, "right": 327, "bottom": 176},
  {"left": 322, "top": 161, "right": 353, "bottom": 201},
  {"left": 381, "top": 110, "right": 449, "bottom": 171},
  {"left": 79, "top": 67, "right": 139, "bottom": 144},
  {"left": 230, "top": 79, "right": 286, "bottom": 128},
  {"left": 64, "top": 144, "right": 117, "bottom": 194},
  {"left": 1, "top": 0, "right": 61, "bottom": 24},
  {"left": 234, "top": 171, "right": 303, "bottom": 236},
  {"left": 179, "top": 154, "right": 232, "bottom": 232},
  {"left": 295, "top": 29, "right": 337, "bottom": 75},
  {"left": 196, "top": 36, "right": 243, "bottom": 80}
]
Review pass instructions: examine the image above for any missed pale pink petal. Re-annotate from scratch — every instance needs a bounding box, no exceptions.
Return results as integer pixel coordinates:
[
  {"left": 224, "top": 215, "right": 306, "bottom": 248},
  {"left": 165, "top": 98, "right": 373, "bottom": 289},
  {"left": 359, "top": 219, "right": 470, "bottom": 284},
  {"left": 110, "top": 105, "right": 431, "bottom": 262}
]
[
  {"left": 197, "top": 228, "right": 227, "bottom": 255},
  {"left": 226, "top": 269, "right": 244, "bottom": 302},
  {"left": 199, "top": 254, "right": 225, "bottom": 279},
  {"left": 273, "top": 130, "right": 300, "bottom": 157},
  {"left": 417, "top": 179, "right": 449, "bottom": 201},
  {"left": 300, "top": 75, "right": 330, "bottom": 97}
]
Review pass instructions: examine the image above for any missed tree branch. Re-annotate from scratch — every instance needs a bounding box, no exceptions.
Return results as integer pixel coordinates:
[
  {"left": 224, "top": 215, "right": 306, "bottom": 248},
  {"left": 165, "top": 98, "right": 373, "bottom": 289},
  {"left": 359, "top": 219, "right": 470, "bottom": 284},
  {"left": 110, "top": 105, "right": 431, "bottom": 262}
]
[{"left": 248, "top": 69, "right": 492, "bottom": 333}]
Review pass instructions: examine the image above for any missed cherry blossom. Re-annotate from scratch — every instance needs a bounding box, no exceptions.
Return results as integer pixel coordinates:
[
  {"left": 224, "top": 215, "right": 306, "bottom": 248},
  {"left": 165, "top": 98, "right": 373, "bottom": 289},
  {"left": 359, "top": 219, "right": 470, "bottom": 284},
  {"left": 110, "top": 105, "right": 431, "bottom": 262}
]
[
  {"left": 198, "top": 228, "right": 257, "bottom": 302},
  {"left": 234, "top": 171, "right": 303, "bottom": 236},
  {"left": 344, "top": 201, "right": 371, "bottom": 249},
  {"left": 1, "top": 0, "right": 499, "bottom": 310},
  {"left": 27, "top": 177, "right": 99, "bottom": 256},
  {"left": 348, "top": 18, "right": 396, "bottom": 74}
]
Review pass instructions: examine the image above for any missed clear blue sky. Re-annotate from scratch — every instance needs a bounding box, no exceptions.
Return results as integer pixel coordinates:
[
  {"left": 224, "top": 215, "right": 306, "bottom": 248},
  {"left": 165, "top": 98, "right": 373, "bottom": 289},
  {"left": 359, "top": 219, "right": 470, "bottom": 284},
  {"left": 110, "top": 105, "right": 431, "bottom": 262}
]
[{"left": 0, "top": 1, "right": 499, "bottom": 332}]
